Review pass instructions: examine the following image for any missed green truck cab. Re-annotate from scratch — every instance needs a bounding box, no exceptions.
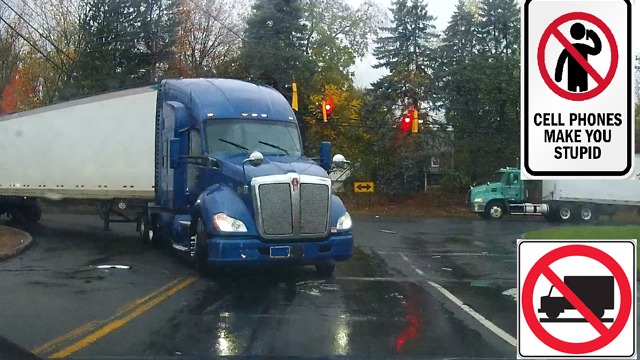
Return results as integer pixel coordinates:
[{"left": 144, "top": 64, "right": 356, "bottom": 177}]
[{"left": 468, "top": 167, "right": 549, "bottom": 220}]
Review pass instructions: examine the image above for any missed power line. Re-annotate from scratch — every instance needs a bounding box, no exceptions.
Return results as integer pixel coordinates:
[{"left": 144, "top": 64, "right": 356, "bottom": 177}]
[
  {"left": 182, "top": 0, "right": 244, "bottom": 42},
  {"left": 1, "top": 0, "right": 73, "bottom": 63},
  {"left": 0, "top": 12, "right": 64, "bottom": 73}
]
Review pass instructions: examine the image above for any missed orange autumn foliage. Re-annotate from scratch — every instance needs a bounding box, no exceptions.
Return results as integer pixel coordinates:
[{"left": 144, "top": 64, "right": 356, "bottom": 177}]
[{"left": 1, "top": 67, "right": 37, "bottom": 114}]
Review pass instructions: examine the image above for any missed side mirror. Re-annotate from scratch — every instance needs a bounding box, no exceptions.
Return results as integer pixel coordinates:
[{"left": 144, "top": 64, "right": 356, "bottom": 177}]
[
  {"left": 319, "top": 141, "right": 332, "bottom": 171},
  {"left": 169, "top": 138, "right": 181, "bottom": 169},
  {"left": 246, "top": 151, "right": 264, "bottom": 167},
  {"left": 332, "top": 154, "right": 349, "bottom": 169}
]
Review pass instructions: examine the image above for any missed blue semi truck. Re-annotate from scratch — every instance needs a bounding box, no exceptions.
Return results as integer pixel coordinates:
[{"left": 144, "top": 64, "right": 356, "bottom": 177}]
[{"left": 0, "top": 78, "right": 354, "bottom": 276}]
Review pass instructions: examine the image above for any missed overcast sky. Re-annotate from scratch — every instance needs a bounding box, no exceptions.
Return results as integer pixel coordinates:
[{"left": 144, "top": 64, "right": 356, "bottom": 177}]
[{"left": 350, "top": 0, "right": 640, "bottom": 88}]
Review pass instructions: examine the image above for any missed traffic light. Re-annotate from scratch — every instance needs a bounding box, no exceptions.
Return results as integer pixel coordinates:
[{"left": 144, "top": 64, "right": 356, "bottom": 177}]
[
  {"left": 412, "top": 108, "right": 419, "bottom": 133},
  {"left": 291, "top": 81, "right": 298, "bottom": 111},
  {"left": 322, "top": 98, "right": 333, "bottom": 122},
  {"left": 400, "top": 110, "right": 412, "bottom": 132}
]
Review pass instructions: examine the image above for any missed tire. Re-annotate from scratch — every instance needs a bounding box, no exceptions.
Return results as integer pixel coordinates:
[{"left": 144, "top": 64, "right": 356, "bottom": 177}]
[
  {"left": 556, "top": 204, "right": 573, "bottom": 222},
  {"left": 579, "top": 206, "right": 594, "bottom": 222},
  {"left": 316, "top": 261, "right": 336, "bottom": 277},
  {"left": 8, "top": 209, "right": 26, "bottom": 225},
  {"left": 23, "top": 204, "right": 41, "bottom": 224},
  {"left": 139, "top": 215, "right": 151, "bottom": 244},
  {"left": 193, "top": 218, "right": 217, "bottom": 277},
  {"left": 484, "top": 201, "right": 505, "bottom": 220}
]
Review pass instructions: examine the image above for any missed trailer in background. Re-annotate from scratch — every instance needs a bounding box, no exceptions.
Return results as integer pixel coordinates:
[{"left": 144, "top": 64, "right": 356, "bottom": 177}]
[
  {"left": 0, "top": 86, "right": 157, "bottom": 229},
  {"left": 468, "top": 154, "right": 640, "bottom": 222}
]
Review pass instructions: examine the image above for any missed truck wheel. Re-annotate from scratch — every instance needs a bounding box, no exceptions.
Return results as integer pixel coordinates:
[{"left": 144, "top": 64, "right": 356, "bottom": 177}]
[
  {"left": 545, "top": 311, "right": 560, "bottom": 320},
  {"left": 484, "top": 201, "right": 505, "bottom": 220},
  {"left": 579, "top": 206, "right": 594, "bottom": 222},
  {"left": 8, "top": 209, "right": 27, "bottom": 225},
  {"left": 139, "top": 215, "right": 151, "bottom": 243},
  {"left": 316, "top": 261, "right": 336, "bottom": 277},
  {"left": 23, "top": 204, "right": 41, "bottom": 224},
  {"left": 557, "top": 205, "right": 573, "bottom": 222},
  {"left": 193, "top": 218, "right": 223, "bottom": 278}
]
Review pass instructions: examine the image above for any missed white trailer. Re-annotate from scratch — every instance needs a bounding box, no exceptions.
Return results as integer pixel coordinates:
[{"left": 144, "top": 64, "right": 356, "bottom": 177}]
[
  {"left": 0, "top": 86, "right": 157, "bottom": 227},
  {"left": 540, "top": 156, "right": 640, "bottom": 221}
]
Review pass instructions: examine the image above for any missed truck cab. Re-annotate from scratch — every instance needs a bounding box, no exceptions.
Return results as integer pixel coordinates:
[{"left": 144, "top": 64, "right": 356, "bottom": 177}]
[
  {"left": 147, "top": 78, "right": 353, "bottom": 276},
  {"left": 468, "top": 168, "right": 548, "bottom": 220}
]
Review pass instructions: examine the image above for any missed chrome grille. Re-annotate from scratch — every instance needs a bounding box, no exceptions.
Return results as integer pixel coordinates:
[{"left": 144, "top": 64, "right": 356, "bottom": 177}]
[
  {"left": 258, "top": 183, "right": 293, "bottom": 235},
  {"left": 300, "top": 183, "right": 329, "bottom": 234},
  {"left": 253, "top": 174, "right": 331, "bottom": 240}
]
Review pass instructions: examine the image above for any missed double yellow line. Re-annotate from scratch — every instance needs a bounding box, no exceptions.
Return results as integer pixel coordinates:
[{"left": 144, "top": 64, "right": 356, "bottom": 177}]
[{"left": 32, "top": 276, "right": 196, "bottom": 358}]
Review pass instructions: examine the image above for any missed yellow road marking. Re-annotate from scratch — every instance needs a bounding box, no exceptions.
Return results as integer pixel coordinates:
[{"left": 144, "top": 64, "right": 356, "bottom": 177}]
[
  {"left": 50, "top": 277, "right": 196, "bottom": 359},
  {"left": 31, "top": 321, "right": 100, "bottom": 355},
  {"left": 31, "top": 277, "right": 186, "bottom": 356}
]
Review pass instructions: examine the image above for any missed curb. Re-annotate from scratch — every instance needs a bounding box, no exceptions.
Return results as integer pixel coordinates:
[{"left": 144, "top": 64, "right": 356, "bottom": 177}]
[{"left": 0, "top": 226, "right": 34, "bottom": 262}]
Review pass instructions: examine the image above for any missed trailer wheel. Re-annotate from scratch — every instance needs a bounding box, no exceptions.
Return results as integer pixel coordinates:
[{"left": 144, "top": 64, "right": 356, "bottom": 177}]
[
  {"left": 579, "top": 206, "right": 594, "bottom": 222},
  {"left": 484, "top": 201, "right": 505, "bottom": 220},
  {"left": 23, "top": 203, "right": 41, "bottom": 224},
  {"left": 139, "top": 215, "right": 151, "bottom": 243},
  {"left": 557, "top": 205, "right": 573, "bottom": 222},
  {"left": 8, "top": 209, "right": 26, "bottom": 225}
]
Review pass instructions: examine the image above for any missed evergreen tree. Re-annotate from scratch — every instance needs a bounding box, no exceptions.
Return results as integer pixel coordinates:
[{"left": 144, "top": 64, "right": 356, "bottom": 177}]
[
  {"left": 239, "top": 0, "right": 315, "bottom": 93},
  {"left": 372, "top": 0, "right": 439, "bottom": 104}
]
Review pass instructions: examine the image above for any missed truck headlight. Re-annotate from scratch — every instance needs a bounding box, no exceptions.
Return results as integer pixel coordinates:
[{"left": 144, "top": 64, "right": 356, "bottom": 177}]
[
  {"left": 213, "top": 213, "right": 247, "bottom": 232},
  {"left": 337, "top": 212, "right": 352, "bottom": 230},
  {"left": 473, "top": 197, "right": 484, "bottom": 203}
]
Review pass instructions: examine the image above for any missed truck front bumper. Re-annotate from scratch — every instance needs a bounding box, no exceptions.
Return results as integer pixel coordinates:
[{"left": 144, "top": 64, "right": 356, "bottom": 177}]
[
  {"left": 205, "top": 233, "right": 354, "bottom": 265},
  {"left": 469, "top": 203, "right": 485, "bottom": 212}
]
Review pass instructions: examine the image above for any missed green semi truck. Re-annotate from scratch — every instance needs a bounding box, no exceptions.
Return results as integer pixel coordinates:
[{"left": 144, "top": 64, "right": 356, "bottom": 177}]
[{"left": 468, "top": 156, "right": 640, "bottom": 222}]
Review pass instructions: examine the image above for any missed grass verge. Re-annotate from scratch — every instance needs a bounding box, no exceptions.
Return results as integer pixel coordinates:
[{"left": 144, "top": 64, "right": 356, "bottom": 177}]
[
  {"left": 525, "top": 226, "right": 640, "bottom": 266},
  {"left": 0, "top": 225, "right": 26, "bottom": 254}
]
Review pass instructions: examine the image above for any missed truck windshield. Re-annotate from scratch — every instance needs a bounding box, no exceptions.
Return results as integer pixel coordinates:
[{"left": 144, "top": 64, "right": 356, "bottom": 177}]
[
  {"left": 492, "top": 172, "right": 505, "bottom": 183},
  {"left": 205, "top": 119, "right": 302, "bottom": 157}
]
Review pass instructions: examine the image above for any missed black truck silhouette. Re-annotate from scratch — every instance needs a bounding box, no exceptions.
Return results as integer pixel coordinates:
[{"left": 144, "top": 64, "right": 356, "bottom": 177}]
[{"left": 538, "top": 276, "right": 614, "bottom": 320}]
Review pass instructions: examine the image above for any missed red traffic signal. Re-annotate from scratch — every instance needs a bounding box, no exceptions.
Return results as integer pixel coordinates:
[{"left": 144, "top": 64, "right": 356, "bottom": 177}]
[
  {"left": 400, "top": 110, "right": 412, "bottom": 132},
  {"left": 324, "top": 99, "right": 333, "bottom": 116}
]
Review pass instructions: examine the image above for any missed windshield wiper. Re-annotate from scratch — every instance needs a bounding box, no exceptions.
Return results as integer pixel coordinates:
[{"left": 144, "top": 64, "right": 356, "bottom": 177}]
[
  {"left": 259, "top": 141, "right": 289, "bottom": 155},
  {"left": 219, "top": 138, "right": 249, "bottom": 153}
]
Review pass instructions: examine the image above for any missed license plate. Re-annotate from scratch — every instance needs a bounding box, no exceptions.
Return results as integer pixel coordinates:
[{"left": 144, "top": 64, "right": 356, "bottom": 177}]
[{"left": 270, "top": 246, "right": 290, "bottom": 258}]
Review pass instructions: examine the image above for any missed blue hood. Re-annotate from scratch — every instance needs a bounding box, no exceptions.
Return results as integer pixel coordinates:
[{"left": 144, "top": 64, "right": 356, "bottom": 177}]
[{"left": 217, "top": 154, "right": 329, "bottom": 183}]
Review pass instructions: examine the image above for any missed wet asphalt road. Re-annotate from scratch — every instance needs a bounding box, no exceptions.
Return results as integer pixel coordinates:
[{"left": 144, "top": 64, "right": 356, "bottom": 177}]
[{"left": 0, "top": 212, "right": 559, "bottom": 359}]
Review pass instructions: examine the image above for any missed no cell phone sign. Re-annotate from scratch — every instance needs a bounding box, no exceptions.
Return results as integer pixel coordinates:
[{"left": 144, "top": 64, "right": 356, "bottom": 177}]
[
  {"left": 518, "top": 240, "right": 637, "bottom": 359},
  {"left": 522, "top": 0, "right": 634, "bottom": 179}
]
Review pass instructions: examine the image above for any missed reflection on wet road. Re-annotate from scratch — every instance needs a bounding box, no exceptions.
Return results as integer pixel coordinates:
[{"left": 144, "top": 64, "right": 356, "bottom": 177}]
[
  {"left": 144, "top": 249, "right": 506, "bottom": 358},
  {"left": 0, "top": 213, "right": 560, "bottom": 358}
]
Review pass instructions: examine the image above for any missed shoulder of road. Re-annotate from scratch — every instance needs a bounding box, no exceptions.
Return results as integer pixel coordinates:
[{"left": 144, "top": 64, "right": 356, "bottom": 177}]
[{"left": 0, "top": 225, "right": 33, "bottom": 262}]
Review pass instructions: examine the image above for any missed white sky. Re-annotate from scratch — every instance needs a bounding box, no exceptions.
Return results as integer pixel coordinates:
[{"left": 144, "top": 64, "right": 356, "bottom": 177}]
[{"left": 350, "top": 0, "right": 640, "bottom": 88}]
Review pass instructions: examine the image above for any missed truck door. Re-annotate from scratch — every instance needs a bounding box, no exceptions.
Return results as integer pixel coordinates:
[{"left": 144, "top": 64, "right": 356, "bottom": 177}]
[
  {"left": 502, "top": 172, "right": 522, "bottom": 201},
  {"left": 160, "top": 106, "right": 175, "bottom": 209},
  {"left": 185, "top": 128, "right": 204, "bottom": 207}
]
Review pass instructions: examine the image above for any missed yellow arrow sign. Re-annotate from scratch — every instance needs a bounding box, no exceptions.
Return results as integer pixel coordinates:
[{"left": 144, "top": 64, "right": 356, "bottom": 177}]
[{"left": 354, "top": 182, "right": 374, "bottom": 193}]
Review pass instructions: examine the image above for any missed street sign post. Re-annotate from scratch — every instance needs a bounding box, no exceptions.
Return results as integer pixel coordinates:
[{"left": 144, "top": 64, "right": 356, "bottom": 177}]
[
  {"left": 522, "top": 0, "right": 634, "bottom": 179},
  {"left": 517, "top": 240, "right": 636, "bottom": 359},
  {"left": 354, "top": 182, "right": 374, "bottom": 193}
]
